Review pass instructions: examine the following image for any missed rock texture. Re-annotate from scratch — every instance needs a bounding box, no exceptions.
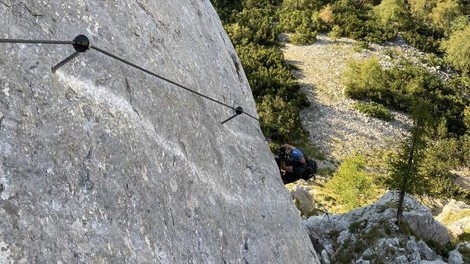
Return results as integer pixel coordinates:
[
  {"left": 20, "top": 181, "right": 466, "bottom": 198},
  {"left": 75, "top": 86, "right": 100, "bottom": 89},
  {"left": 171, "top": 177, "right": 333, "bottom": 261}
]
[
  {"left": 436, "top": 200, "right": 470, "bottom": 238},
  {"left": 290, "top": 184, "right": 315, "bottom": 216},
  {"left": 305, "top": 192, "right": 452, "bottom": 263},
  {"left": 0, "top": 1, "right": 319, "bottom": 263}
]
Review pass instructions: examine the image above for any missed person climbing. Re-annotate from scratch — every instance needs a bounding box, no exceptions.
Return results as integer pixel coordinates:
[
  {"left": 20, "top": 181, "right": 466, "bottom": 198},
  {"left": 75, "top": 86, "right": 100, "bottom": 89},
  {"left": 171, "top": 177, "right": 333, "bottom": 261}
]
[{"left": 276, "top": 143, "right": 309, "bottom": 184}]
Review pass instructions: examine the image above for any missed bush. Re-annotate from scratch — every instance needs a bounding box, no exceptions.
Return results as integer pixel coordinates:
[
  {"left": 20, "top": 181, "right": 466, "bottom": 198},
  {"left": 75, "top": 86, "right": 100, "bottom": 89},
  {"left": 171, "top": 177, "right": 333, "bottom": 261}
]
[
  {"left": 257, "top": 95, "right": 308, "bottom": 145},
  {"left": 278, "top": 9, "right": 319, "bottom": 45},
  {"left": 290, "top": 29, "right": 317, "bottom": 45},
  {"left": 225, "top": 7, "right": 280, "bottom": 46},
  {"left": 442, "top": 25, "right": 470, "bottom": 75},
  {"left": 325, "top": 155, "right": 380, "bottom": 212},
  {"left": 343, "top": 58, "right": 468, "bottom": 135},
  {"left": 353, "top": 102, "right": 394, "bottom": 121}
]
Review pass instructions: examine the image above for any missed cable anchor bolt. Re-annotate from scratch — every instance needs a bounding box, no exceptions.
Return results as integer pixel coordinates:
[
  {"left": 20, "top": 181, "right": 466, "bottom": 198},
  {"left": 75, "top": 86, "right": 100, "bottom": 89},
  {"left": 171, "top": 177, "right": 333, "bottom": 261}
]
[
  {"left": 221, "top": 106, "right": 244, "bottom": 125},
  {"left": 52, "top": 34, "right": 90, "bottom": 72}
]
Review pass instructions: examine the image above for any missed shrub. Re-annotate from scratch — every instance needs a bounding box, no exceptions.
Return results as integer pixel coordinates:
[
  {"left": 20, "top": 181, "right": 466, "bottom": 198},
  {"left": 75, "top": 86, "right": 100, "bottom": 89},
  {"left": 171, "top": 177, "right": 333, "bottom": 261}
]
[
  {"left": 290, "top": 30, "right": 317, "bottom": 45},
  {"left": 343, "top": 58, "right": 468, "bottom": 136},
  {"left": 442, "top": 25, "right": 470, "bottom": 75},
  {"left": 257, "top": 95, "right": 308, "bottom": 145},
  {"left": 353, "top": 102, "right": 394, "bottom": 121},
  {"left": 353, "top": 41, "right": 369, "bottom": 52},
  {"left": 461, "top": 244, "right": 470, "bottom": 261},
  {"left": 325, "top": 155, "right": 379, "bottom": 212}
]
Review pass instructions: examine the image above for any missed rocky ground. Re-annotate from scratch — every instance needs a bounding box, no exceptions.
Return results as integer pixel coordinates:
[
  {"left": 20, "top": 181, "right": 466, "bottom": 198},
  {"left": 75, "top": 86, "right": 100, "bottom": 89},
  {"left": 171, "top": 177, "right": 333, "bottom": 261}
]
[
  {"left": 282, "top": 34, "right": 416, "bottom": 163},
  {"left": 304, "top": 192, "right": 470, "bottom": 264}
]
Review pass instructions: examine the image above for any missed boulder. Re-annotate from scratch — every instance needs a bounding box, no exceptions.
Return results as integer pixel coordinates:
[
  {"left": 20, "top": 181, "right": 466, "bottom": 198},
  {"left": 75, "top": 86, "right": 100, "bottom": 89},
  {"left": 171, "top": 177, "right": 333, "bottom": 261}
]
[
  {"left": 290, "top": 184, "right": 315, "bottom": 216},
  {"left": 436, "top": 200, "right": 470, "bottom": 238}
]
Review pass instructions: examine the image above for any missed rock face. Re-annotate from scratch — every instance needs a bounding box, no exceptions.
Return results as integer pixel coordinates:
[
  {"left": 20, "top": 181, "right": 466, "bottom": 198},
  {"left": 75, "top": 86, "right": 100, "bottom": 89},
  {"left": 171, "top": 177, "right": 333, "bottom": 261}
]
[
  {"left": 305, "top": 192, "right": 451, "bottom": 263},
  {"left": 0, "top": 1, "right": 319, "bottom": 263}
]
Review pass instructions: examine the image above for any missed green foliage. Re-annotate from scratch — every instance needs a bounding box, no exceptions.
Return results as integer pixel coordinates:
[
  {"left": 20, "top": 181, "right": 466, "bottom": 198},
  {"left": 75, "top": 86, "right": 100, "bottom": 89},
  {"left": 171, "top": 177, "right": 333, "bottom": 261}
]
[
  {"left": 431, "top": 0, "right": 464, "bottom": 35},
  {"left": 217, "top": 1, "right": 317, "bottom": 149},
  {"left": 278, "top": 9, "right": 319, "bottom": 45},
  {"left": 343, "top": 58, "right": 468, "bottom": 135},
  {"left": 463, "top": 106, "right": 470, "bottom": 129},
  {"left": 328, "top": 24, "right": 342, "bottom": 40},
  {"left": 225, "top": 7, "right": 280, "bottom": 46},
  {"left": 257, "top": 95, "right": 308, "bottom": 145},
  {"left": 353, "top": 101, "right": 394, "bottom": 121},
  {"left": 386, "top": 102, "right": 432, "bottom": 197},
  {"left": 325, "top": 155, "right": 379, "bottom": 212},
  {"left": 290, "top": 29, "right": 318, "bottom": 45},
  {"left": 408, "top": 0, "right": 438, "bottom": 24},
  {"left": 210, "top": 0, "right": 243, "bottom": 22},
  {"left": 461, "top": 135, "right": 470, "bottom": 167},
  {"left": 373, "top": 0, "right": 409, "bottom": 29},
  {"left": 281, "top": 0, "right": 322, "bottom": 10},
  {"left": 401, "top": 26, "right": 443, "bottom": 54},
  {"left": 442, "top": 25, "right": 470, "bottom": 75},
  {"left": 419, "top": 136, "right": 463, "bottom": 199},
  {"left": 327, "top": 0, "right": 397, "bottom": 43},
  {"left": 460, "top": 244, "right": 470, "bottom": 263},
  {"left": 396, "top": 0, "right": 450, "bottom": 53},
  {"left": 353, "top": 41, "right": 369, "bottom": 52}
]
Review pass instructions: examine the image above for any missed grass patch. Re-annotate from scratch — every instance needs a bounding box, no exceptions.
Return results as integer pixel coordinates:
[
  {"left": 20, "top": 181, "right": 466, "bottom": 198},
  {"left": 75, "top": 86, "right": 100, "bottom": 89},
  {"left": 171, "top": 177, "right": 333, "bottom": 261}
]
[{"left": 439, "top": 209, "right": 470, "bottom": 225}]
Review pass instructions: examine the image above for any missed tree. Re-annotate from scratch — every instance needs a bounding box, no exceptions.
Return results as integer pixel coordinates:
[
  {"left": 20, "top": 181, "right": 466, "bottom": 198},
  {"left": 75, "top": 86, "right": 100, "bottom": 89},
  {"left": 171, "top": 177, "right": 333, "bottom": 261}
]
[
  {"left": 387, "top": 102, "right": 433, "bottom": 226},
  {"left": 442, "top": 25, "right": 470, "bottom": 75},
  {"left": 319, "top": 4, "right": 334, "bottom": 25}
]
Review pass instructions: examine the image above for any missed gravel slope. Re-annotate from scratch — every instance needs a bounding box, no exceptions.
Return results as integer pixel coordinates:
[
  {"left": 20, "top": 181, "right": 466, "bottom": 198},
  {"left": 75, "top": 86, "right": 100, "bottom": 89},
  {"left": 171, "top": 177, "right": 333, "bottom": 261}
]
[{"left": 282, "top": 34, "right": 412, "bottom": 162}]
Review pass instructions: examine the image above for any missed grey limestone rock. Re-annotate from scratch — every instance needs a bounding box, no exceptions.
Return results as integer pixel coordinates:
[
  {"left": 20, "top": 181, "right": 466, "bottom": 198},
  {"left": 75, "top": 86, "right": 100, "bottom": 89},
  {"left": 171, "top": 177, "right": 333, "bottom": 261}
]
[
  {"left": 0, "top": 1, "right": 320, "bottom": 263},
  {"left": 304, "top": 192, "right": 452, "bottom": 263},
  {"left": 448, "top": 243, "right": 470, "bottom": 264},
  {"left": 290, "top": 184, "right": 315, "bottom": 216}
]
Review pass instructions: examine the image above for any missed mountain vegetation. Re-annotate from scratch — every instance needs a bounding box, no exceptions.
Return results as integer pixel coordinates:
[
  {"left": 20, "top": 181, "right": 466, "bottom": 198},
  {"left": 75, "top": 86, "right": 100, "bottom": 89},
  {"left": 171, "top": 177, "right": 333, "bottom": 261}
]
[{"left": 211, "top": 0, "right": 470, "bottom": 228}]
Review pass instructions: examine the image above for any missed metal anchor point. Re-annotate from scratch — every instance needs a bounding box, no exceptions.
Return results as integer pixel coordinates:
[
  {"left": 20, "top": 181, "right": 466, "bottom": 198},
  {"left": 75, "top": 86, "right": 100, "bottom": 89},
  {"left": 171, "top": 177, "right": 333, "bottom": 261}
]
[
  {"left": 221, "top": 106, "right": 244, "bottom": 125},
  {"left": 52, "top": 34, "right": 90, "bottom": 72}
]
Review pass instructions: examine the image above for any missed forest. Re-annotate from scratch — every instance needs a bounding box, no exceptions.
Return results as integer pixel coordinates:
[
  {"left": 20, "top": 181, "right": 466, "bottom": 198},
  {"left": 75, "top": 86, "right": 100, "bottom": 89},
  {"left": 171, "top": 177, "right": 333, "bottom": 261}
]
[{"left": 210, "top": 0, "right": 470, "bottom": 217}]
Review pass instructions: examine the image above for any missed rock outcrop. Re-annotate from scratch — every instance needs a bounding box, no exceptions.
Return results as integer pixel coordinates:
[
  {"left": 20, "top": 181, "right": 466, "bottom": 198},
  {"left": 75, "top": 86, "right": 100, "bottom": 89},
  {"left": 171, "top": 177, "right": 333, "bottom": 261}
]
[
  {"left": 0, "top": 1, "right": 319, "bottom": 263},
  {"left": 305, "top": 192, "right": 452, "bottom": 264},
  {"left": 436, "top": 200, "right": 470, "bottom": 238},
  {"left": 290, "top": 184, "right": 315, "bottom": 216}
]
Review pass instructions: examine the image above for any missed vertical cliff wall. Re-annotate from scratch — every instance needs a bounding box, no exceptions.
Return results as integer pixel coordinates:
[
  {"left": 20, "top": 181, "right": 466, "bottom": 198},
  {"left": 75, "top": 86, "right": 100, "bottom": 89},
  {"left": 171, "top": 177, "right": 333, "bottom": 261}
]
[{"left": 0, "top": 1, "right": 319, "bottom": 263}]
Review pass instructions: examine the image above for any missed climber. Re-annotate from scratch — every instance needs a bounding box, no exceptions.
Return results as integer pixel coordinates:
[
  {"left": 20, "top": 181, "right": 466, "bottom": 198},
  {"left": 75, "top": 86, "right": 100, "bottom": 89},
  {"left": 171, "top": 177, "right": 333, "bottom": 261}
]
[{"left": 275, "top": 143, "right": 308, "bottom": 184}]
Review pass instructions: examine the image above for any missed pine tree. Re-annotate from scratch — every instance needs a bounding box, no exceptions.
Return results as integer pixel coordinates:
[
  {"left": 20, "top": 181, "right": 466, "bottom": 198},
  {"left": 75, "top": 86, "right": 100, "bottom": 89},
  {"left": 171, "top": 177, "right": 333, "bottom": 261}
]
[{"left": 387, "top": 101, "right": 433, "bottom": 226}]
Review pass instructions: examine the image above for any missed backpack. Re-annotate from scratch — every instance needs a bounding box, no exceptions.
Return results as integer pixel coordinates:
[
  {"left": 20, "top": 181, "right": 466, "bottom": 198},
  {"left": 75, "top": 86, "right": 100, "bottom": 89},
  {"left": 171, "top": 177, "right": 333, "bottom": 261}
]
[{"left": 301, "top": 158, "right": 318, "bottom": 181}]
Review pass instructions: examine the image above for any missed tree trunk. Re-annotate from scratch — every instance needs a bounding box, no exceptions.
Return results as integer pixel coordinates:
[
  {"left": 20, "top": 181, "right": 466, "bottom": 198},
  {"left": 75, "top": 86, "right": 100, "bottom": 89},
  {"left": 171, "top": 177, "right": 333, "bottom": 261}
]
[{"left": 397, "top": 132, "right": 418, "bottom": 227}]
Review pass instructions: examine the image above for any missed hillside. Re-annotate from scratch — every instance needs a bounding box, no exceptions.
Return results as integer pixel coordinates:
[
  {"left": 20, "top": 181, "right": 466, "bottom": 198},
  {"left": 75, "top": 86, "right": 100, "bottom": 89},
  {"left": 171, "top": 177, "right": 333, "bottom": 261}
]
[{"left": 282, "top": 34, "right": 416, "bottom": 162}]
